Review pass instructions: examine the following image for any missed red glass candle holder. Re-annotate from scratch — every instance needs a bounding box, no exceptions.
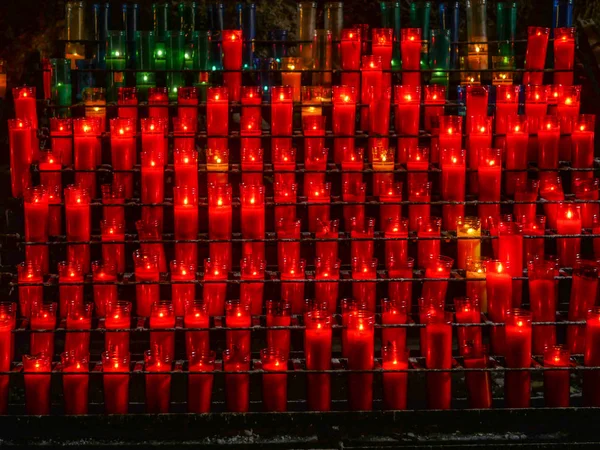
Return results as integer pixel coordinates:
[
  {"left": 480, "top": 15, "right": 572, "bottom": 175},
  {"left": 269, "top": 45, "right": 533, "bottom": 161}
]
[
  {"left": 574, "top": 178, "right": 599, "bottom": 228},
  {"left": 466, "top": 85, "right": 488, "bottom": 128},
  {"left": 456, "top": 217, "right": 482, "bottom": 270},
  {"left": 384, "top": 218, "right": 409, "bottom": 266},
  {"left": 341, "top": 146, "right": 363, "bottom": 188},
  {"left": 49, "top": 117, "right": 72, "bottom": 166},
  {"left": 394, "top": 84, "right": 421, "bottom": 156},
  {"left": 372, "top": 27, "right": 393, "bottom": 88},
  {"left": 272, "top": 145, "right": 296, "bottom": 186},
  {"left": 273, "top": 182, "right": 297, "bottom": 229},
  {"left": 388, "top": 257, "right": 414, "bottom": 305},
  {"left": 424, "top": 84, "right": 446, "bottom": 136},
  {"left": 173, "top": 186, "right": 198, "bottom": 265},
  {"left": 144, "top": 349, "right": 172, "bottom": 413},
  {"left": 141, "top": 117, "right": 168, "bottom": 163},
  {"left": 140, "top": 149, "right": 165, "bottom": 231},
  {"left": 556, "top": 203, "right": 582, "bottom": 268},
  {"left": 271, "top": 86, "right": 293, "bottom": 153},
  {"left": 351, "top": 257, "right": 378, "bottom": 313},
  {"left": 524, "top": 27, "right": 549, "bottom": 85},
  {"left": 61, "top": 350, "right": 89, "bottom": 415},
  {"left": 554, "top": 27, "right": 575, "bottom": 85},
  {"left": 314, "top": 258, "right": 341, "bottom": 313},
  {"left": 23, "top": 353, "right": 52, "bottom": 415},
  {"left": 18, "top": 261, "right": 43, "bottom": 318},
  {"left": 9, "top": 118, "right": 33, "bottom": 197},
  {"left": 584, "top": 307, "right": 600, "bottom": 405},
  {"left": 504, "top": 309, "right": 532, "bottom": 408},
  {"left": 222, "top": 30, "right": 243, "bottom": 100},
  {"left": 381, "top": 298, "right": 408, "bottom": 351},
  {"left": 101, "top": 350, "right": 130, "bottom": 414},
  {"left": 379, "top": 181, "right": 402, "bottom": 228},
  {"left": 505, "top": 115, "right": 529, "bottom": 194},
  {"left": 64, "top": 184, "right": 91, "bottom": 272},
  {"left": 177, "top": 86, "right": 198, "bottom": 124},
  {"left": 520, "top": 215, "right": 547, "bottom": 270},
  {"left": 133, "top": 250, "right": 160, "bottom": 317},
  {"left": 240, "top": 257, "right": 266, "bottom": 315},
  {"left": 571, "top": 115, "right": 595, "bottom": 186},
  {"left": 65, "top": 301, "right": 93, "bottom": 358},
  {"left": 223, "top": 347, "right": 250, "bottom": 412},
  {"left": 494, "top": 85, "right": 520, "bottom": 140},
  {"left": 537, "top": 116, "right": 561, "bottom": 174},
  {"left": 406, "top": 146, "right": 429, "bottom": 189},
  {"left": 360, "top": 55, "right": 383, "bottom": 130},
  {"left": 206, "top": 146, "right": 229, "bottom": 186},
  {"left": 425, "top": 311, "right": 453, "bottom": 410},
  {"left": 315, "top": 219, "right": 339, "bottom": 263},
  {"left": 512, "top": 179, "right": 539, "bottom": 228},
  {"left": 332, "top": 85, "right": 357, "bottom": 163},
  {"left": 148, "top": 87, "right": 169, "bottom": 119},
  {"left": 0, "top": 304, "right": 15, "bottom": 387},
  {"left": 240, "top": 184, "right": 265, "bottom": 260},
  {"left": 417, "top": 217, "right": 441, "bottom": 268},
  {"left": 184, "top": 300, "right": 209, "bottom": 358},
  {"left": 73, "top": 118, "right": 101, "bottom": 198},
  {"left": 525, "top": 84, "right": 549, "bottom": 120},
  {"left": 349, "top": 216, "right": 375, "bottom": 261},
  {"left": 400, "top": 28, "right": 421, "bottom": 86},
  {"left": 498, "top": 222, "right": 524, "bottom": 305},
  {"left": 203, "top": 258, "right": 228, "bottom": 317},
  {"left": 341, "top": 28, "right": 361, "bottom": 95},
  {"left": 58, "top": 260, "right": 83, "bottom": 319},
  {"left": 171, "top": 260, "right": 196, "bottom": 317},
  {"left": 173, "top": 148, "right": 198, "bottom": 191},
  {"left": 280, "top": 258, "right": 306, "bottom": 315},
  {"left": 137, "top": 218, "right": 167, "bottom": 272},
  {"left": 276, "top": 218, "right": 301, "bottom": 270},
  {"left": 100, "top": 220, "right": 125, "bottom": 274},
  {"left": 347, "top": 310, "right": 375, "bottom": 411},
  {"left": 568, "top": 262, "right": 599, "bottom": 354},
  {"left": 101, "top": 184, "right": 126, "bottom": 229},
  {"left": 462, "top": 343, "right": 492, "bottom": 408},
  {"left": 110, "top": 118, "right": 136, "bottom": 198},
  {"left": 544, "top": 345, "right": 570, "bottom": 407},
  {"left": 408, "top": 181, "right": 431, "bottom": 232},
  {"left": 486, "top": 260, "right": 513, "bottom": 354},
  {"left": 382, "top": 345, "right": 409, "bottom": 410},
  {"left": 13, "top": 86, "right": 38, "bottom": 147},
  {"left": 173, "top": 117, "right": 197, "bottom": 153},
  {"left": 23, "top": 186, "right": 49, "bottom": 268},
  {"left": 454, "top": 297, "right": 482, "bottom": 354},
  {"left": 370, "top": 143, "right": 394, "bottom": 197},
  {"left": 528, "top": 259, "right": 559, "bottom": 355},
  {"left": 208, "top": 184, "right": 233, "bottom": 270},
  {"left": 241, "top": 85, "right": 262, "bottom": 125},
  {"left": 150, "top": 300, "right": 176, "bottom": 360},
  {"left": 117, "top": 87, "right": 138, "bottom": 122},
  {"left": 477, "top": 148, "right": 502, "bottom": 223},
  {"left": 368, "top": 86, "right": 392, "bottom": 151},
  {"left": 39, "top": 155, "right": 62, "bottom": 237},
  {"left": 266, "top": 300, "right": 291, "bottom": 359},
  {"left": 422, "top": 255, "right": 454, "bottom": 305},
  {"left": 105, "top": 300, "right": 131, "bottom": 355},
  {"left": 30, "top": 302, "right": 56, "bottom": 358},
  {"left": 240, "top": 133, "right": 263, "bottom": 186},
  {"left": 540, "top": 176, "right": 564, "bottom": 230},
  {"left": 342, "top": 181, "right": 366, "bottom": 231},
  {"left": 260, "top": 347, "right": 288, "bottom": 412},
  {"left": 188, "top": 350, "right": 215, "bottom": 413},
  {"left": 307, "top": 182, "right": 332, "bottom": 233},
  {"left": 304, "top": 309, "right": 332, "bottom": 411},
  {"left": 91, "top": 261, "right": 117, "bottom": 318}
]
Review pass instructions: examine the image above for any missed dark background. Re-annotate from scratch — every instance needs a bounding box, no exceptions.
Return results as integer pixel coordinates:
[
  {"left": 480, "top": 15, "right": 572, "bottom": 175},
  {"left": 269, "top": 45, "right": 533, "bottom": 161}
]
[{"left": 0, "top": 0, "right": 598, "bottom": 86}]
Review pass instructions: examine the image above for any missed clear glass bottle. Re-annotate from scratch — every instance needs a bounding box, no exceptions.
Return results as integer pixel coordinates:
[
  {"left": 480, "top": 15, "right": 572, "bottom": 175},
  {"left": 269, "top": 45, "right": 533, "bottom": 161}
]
[
  {"left": 429, "top": 29, "right": 451, "bottom": 85},
  {"left": 312, "top": 30, "right": 332, "bottom": 87},
  {"left": 466, "top": 0, "right": 488, "bottom": 70},
  {"left": 297, "top": 2, "right": 317, "bottom": 69},
  {"left": 65, "top": 1, "right": 86, "bottom": 68},
  {"left": 136, "top": 31, "right": 156, "bottom": 100},
  {"left": 325, "top": 2, "right": 344, "bottom": 69}
]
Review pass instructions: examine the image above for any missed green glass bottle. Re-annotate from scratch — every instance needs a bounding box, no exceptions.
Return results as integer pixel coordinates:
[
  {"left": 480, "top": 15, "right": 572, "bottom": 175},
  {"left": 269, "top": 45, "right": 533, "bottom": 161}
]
[
  {"left": 179, "top": 1, "right": 197, "bottom": 41},
  {"left": 166, "top": 31, "right": 186, "bottom": 100},
  {"left": 191, "top": 30, "right": 211, "bottom": 100},
  {"left": 497, "top": 2, "right": 517, "bottom": 60},
  {"left": 380, "top": 2, "right": 401, "bottom": 69},
  {"left": 409, "top": 1, "right": 431, "bottom": 68},
  {"left": 428, "top": 29, "right": 451, "bottom": 85},
  {"left": 106, "top": 31, "right": 127, "bottom": 102},
  {"left": 51, "top": 58, "right": 72, "bottom": 117},
  {"left": 136, "top": 31, "right": 156, "bottom": 100},
  {"left": 153, "top": 2, "right": 170, "bottom": 71}
]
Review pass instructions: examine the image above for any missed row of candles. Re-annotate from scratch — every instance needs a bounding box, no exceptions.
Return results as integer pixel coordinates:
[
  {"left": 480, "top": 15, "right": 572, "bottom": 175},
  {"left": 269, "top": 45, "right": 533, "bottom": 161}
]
[{"left": 7, "top": 301, "right": 600, "bottom": 414}]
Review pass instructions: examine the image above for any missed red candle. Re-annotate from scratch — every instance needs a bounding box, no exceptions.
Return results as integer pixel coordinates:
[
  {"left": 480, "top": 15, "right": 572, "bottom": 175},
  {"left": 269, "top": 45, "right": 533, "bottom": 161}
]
[
  {"left": 23, "top": 186, "right": 49, "bottom": 274},
  {"left": 8, "top": 118, "right": 33, "bottom": 197},
  {"left": 425, "top": 311, "right": 453, "bottom": 410},
  {"left": 140, "top": 149, "right": 165, "bottom": 232},
  {"left": 406, "top": 146, "right": 429, "bottom": 188},
  {"left": 498, "top": 222, "right": 524, "bottom": 305},
  {"left": 568, "top": 262, "right": 600, "bottom": 354},
  {"left": 332, "top": 85, "right": 357, "bottom": 163},
  {"left": 466, "top": 85, "right": 488, "bottom": 129},
  {"left": 105, "top": 301, "right": 131, "bottom": 355},
  {"left": 117, "top": 87, "right": 138, "bottom": 123},
  {"left": 222, "top": 30, "right": 243, "bottom": 101},
  {"left": 438, "top": 115, "right": 462, "bottom": 157},
  {"left": 13, "top": 86, "right": 38, "bottom": 151},
  {"left": 110, "top": 118, "right": 136, "bottom": 198},
  {"left": 556, "top": 203, "right": 581, "bottom": 268},
  {"left": 454, "top": 297, "right": 482, "bottom": 354},
  {"left": 173, "top": 186, "right": 198, "bottom": 265},
  {"left": 171, "top": 261, "right": 196, "bottom": 317},
  {"left": 188, "top": 350, "right": 215, "bottom": 413},
  {"left": 173, "top": 118, "right": 197, "bottom": 154},
  {"left": 23, "top": 353, "right": 51, "bottom": 415},
  {"left": 91, "top": 261, "right": 117, "bottom": 318},
  {"left": 381, "top": 298, "right": 407, "bottom": 351},
  {"left": 349, "top": 216, "right": 375, "bottom": 260},
  {"left": 554, "top": 27, "right": 575, "bottom": 85},
  {"left": 544, "top": 345, "right": 570, "bottom": 407},
  {"left": 280, "top": 258, "right": 306, "bottom": 315},
  {"left": 271, "top": 86, "right": 293, "bottom": 154},
  {"left": 17, "top": 262, "right": 43, "bottom": 318},
  {"left": 307, "top": 182, "right": 332, "bottom": 233},
  {"left": 73, "top": 118, "right": 101, "bottom": 198},
  {"left": 371, "top": 145, "right": 394, "bottom": 196},
  {"left": 141, "top": 117, "right": 168, "bottom": 166},
  {"left": 223, "top": 348, "right": 250, "bottom": 412},
  {"left": 240, "top": 257, "right": 265, "bottom": 315},
  {"left": 378, "top": 181, "right": 402, "bottom": 228},
  {"left": 571, "top": 115, "right": 595, "bottom": 186},
  {"left": 144, "top": 349, "right": 171, "bottom": 413},
  {"left": 368, "top": 87, "right": 392, "bottom": 152},
  {"left": 505, "top": 115, "right": 529, "bottom": 194},
  {"left": 400, "top": 28, "right": 421, "bottom": 87},
  {"left": 394, "top": 85, "right": 421, "bottom": 162},
  {"left": 276, "top": 218, "right": 301, "bottom": 270},
  {"left": 520, "top": 216, "right": 547, "bottom": 269},
  {"left": 100, "top": 220, "right": 125, "bottom": 274},
  {"left": 351, "top": 257, "right": 378, "bottom": 313},
  {"left": 486, "top": 260, "right": 513, "bottom": 355},
  {"left": 513, "top": 179, "right": 539, "bottom": 224},
  {"left": 540, "top": 176, "right": 564, "bottom": 229},
  {"left": 408, "top": 181, "right": 431, "bottom": 232},
  {"left": 174, "top": 145, "right": 198, "bottom": 189},
  {"left": 50, "top": 117, "right": 72, "bottom": 166},
  {"left": 101, "top": 183, "right": 126, "bottom": 227},
  {"left": 584, "top": 308, "right": 600, "bottom": 405},
  {"left": 387, "top": 257, "right": 414, "bottom": 305},
  {"left": 314, "top": 258, "right": 340, "bottom": 314},
  {"left": 372, "top": 28, "right": 393, "bottom": 90},
  {"left": 240, "top": 184, "right": 265, "bottom": 260},
  {"left": 340, "top": 28, "right": 361, "bottom": 97},
  {"left": 30, "top": 302, "right": 56, "bottom": 358},
  {"left": 206, "top": 144, "right": 229, "bottom": 187},
  {"left": 417, "top": 217, "right": 441, "bottom": 268},
  {"left": 347, "top": 310, "right": 375, "bottom": 411},
  {"left": 184, "top": 300, "right": 209, "bottom": 358},
  {"left": 303, "top": 116, "right": 327, "bottom": 195},
  {"left": 422, "top": 255, "right": 454, "bottom": 305},
  {"left": 65, "top": 301, "right": 93, "bottom": 358},
  {"left": 102, "top": 350, "right": 130, "bottom": 414},
  {"left": 423, "top": 85, "right": 446, "bottom": 136},
  {"left": 147, "top": 87, "right": 169, "bottom": 119},
  {"left": 177, "top": 86, "right": 198, "bottom": 124},
  {"left": 61, "top": 350, "right": 89, "bottom": 415},
  {"left": 150, "top": 301, "right": 176, "bottom": 360},
  {"left": 538, "top": 116, "right": 561, "bottom": 180},
  {"left": 58, "top": 260, "right": 83, "bottom": 319},
  {"left": 260, "top": 347, "right": 287, "bottom": 412},
  {"left": 456, "top": 217, "right": 482, "bottom": 270},
  {"left": 462, "top": 343, "right": 492, "bottom": 408},
  {"left": 304, "top": 310, "right": 332, "bottom": 411},
  {"left": 440, "top": 148, "right": 466, "bottom": 230},
  {"left": 241, "top": 86, "right": 263, "bottom": 127},
  {"left": 385, "top": 218, "right": 409, "bottom": 265},
  {"left": 315, "top": 219, "right": 339, "bottom": 263},
  {"left": 524, "top": 27, "right": 549, "bottom": 85},
  {"left": 477, "top": 148, "right": 502, "bottom": 223},
  {"left": 208, "top": 184, "right": 232, "bottom": 270},
  {"left": 574, "top": 179, "right": 599, "bottom": 228},
  {"left": 203, "top": 258, "right": 228, "bottom": 316},
  {"left": 136, "top": 218, "right": 167, "bottom": 272},
  {"left": 240, "top": 120, "right": 263, "bottom": 186},
  {"left": 360, "top": 55, "right": 382, "bottom": 130},
  {"left": 504, "top": 309, "right": 532, "bottom": 408},
  {"left": 64, "top": 185, "right": 91, "bottom": 273},
  {"left": 528, "top": 259, "right": 559, "bottom": 355},
  {"left": 381, "top": 345, "right": 408, "bottom": 410},
  {"left": 39, "top": 153, "right": 62, "bottom": 236},
  {"left": 266, "top": 300, "right": 291, "bottom": 359},
  {"left": 133, "top": 250, "right": 160, "bottom": 317},
  {"left": 494, "top": 85, "right": 520, "bottom": 147},
  {"left": 525, "top": 85, "right": 549, "bottom": 120}
]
